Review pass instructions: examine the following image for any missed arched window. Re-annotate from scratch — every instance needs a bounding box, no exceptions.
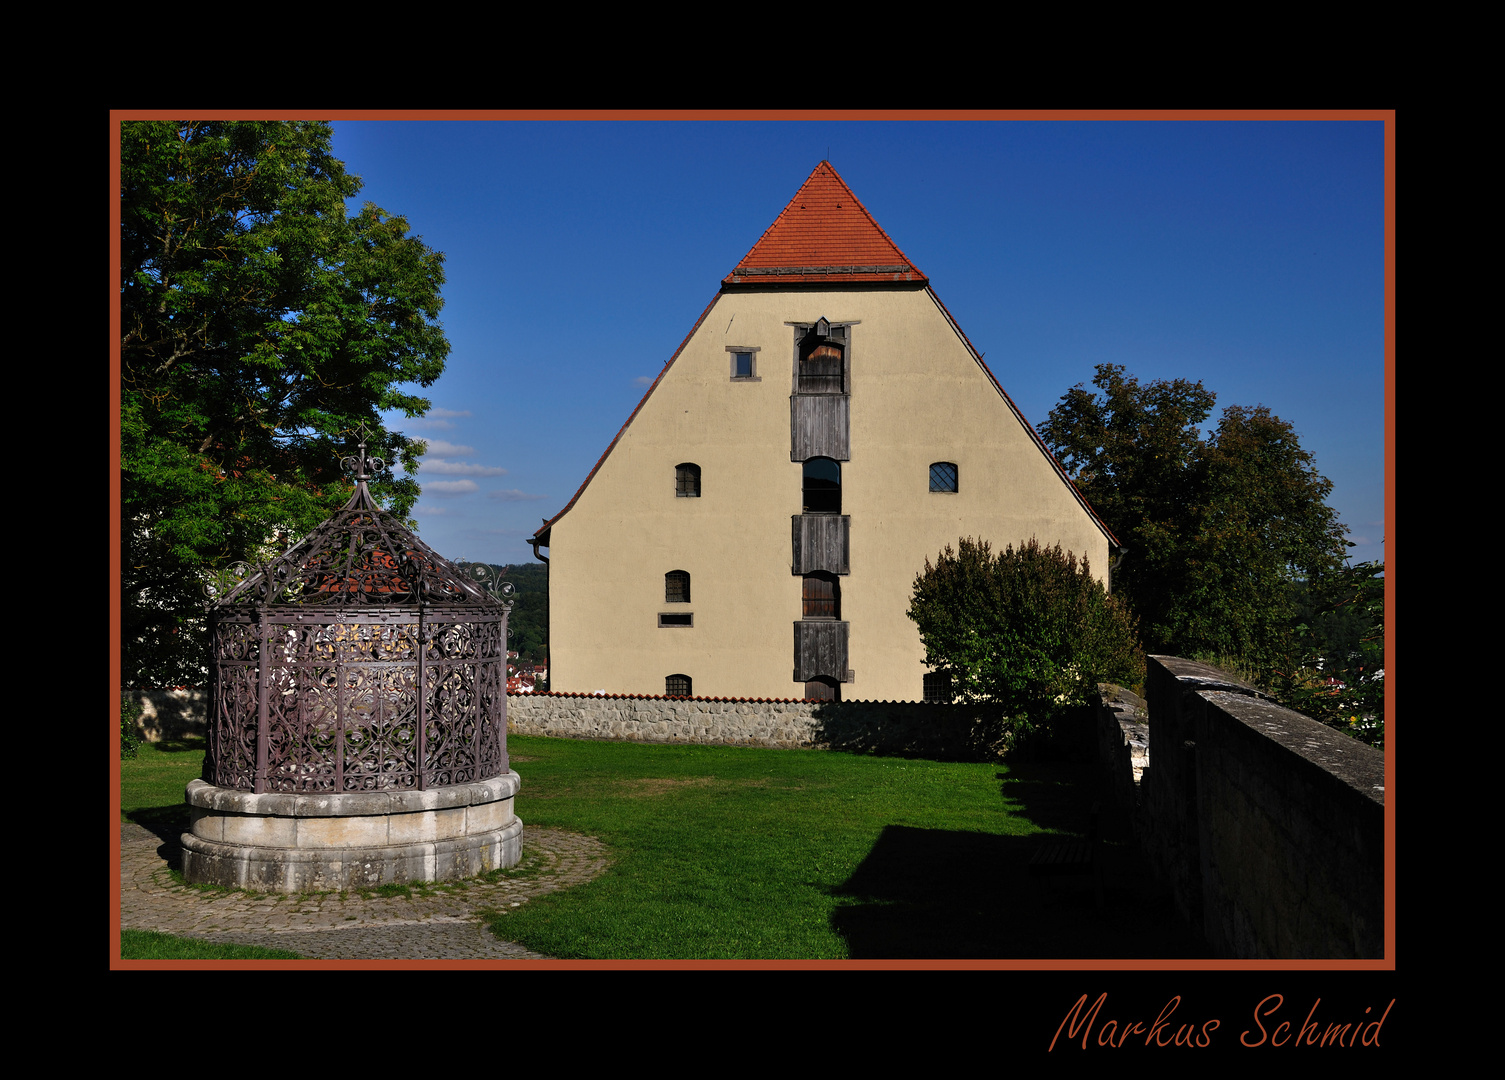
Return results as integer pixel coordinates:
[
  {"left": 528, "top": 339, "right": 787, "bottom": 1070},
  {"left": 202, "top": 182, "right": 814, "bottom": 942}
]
[
  {"left": 929, "top": 462, "right": 958, "bottom": 493},
  {"left": 665, "top": 570, "right": 690, "bottom": 604},
  {"left": 676, "top": 463, "right": 701, "bottom": 497},
  {"left": 802, "top": 572, "right": 840, "bottom": 619},
  {"left": 802, "top": 457, "right": 841, "bottom": 514},
  {"left": 665, "top": 674, "right": 692, "bottom": 697}
]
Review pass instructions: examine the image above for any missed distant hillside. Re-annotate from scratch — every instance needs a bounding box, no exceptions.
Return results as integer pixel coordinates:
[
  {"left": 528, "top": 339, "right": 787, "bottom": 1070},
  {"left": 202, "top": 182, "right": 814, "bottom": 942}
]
[
  {"left": 445, "top": 558, "right": 548, "bottom": 663},
  {"left": 498, "top": 562, "right": 548, "bottom": 663}
]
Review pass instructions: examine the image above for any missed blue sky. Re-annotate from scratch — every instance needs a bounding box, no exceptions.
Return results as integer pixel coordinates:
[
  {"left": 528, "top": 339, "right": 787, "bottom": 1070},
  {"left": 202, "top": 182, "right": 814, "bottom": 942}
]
[{"left": 329, "top": 118, "right": 1386, "bottom": 569}]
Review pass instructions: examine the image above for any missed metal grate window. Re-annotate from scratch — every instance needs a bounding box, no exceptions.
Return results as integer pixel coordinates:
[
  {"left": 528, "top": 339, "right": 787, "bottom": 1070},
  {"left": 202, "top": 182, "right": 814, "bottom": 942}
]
[
  {"left": 665, "top": 570, "right": 690, "bottom": 604},
  {"left": 929, "top": 462, "right": 958, "bottom": 493},
  {"left": 923, "top": 671, "right": 952, "bottom": 702},
  {"left": 676, "top": 463, "right": 701, "bottom": 497},
  {"left": 665, "top": 674, "right": 692, "bottom": 697}
]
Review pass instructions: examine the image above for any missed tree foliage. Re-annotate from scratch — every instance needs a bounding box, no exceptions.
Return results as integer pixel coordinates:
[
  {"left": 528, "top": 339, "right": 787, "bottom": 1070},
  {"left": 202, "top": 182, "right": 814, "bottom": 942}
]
[
  {"left": 907, "top": 538, "right": 1144, "bottom": 734},
  {"left": 121, "top": 121, "right": 449, "bottom": 687},
  {"left": 1039, "top": 364, "right": 1347, "bottom": 668},
  {"left": 1276, "top": 560, "right": 1385, "bottom": 748}
]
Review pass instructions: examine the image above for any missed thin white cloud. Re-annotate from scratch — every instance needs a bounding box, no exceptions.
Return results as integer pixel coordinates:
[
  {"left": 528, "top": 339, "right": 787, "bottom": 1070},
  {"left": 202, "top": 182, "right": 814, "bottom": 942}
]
[
  {"left": 488, "top": 489, "right": 547, "bottom": 502},
  {"left": 417, "top": 439, "right": 476, "bottom": 457},
  {"left": 429, "top": 408, "right": 473, "bottom": 419},
  {"left": 417, "top": 458, "right": 509, "bottom": 477},
  {"left": 414, "top": 506, "right": 450, "bottom": 516},
  {"left": 633, "top": 375, "right": 653, "bottom": 386},
  {"left": 423, "top": 479, "right": 480, "bottom": 496}
]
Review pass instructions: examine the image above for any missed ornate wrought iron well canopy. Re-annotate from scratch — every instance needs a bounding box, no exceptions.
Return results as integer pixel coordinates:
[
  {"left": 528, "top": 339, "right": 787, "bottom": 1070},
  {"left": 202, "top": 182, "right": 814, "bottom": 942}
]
[{"left": 204, "top": 432, "right": 512, "bottom": 795}]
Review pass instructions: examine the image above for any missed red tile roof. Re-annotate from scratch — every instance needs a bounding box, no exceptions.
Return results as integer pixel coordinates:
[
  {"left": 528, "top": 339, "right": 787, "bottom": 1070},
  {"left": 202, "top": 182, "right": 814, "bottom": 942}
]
[
  {"left": 533, "top": 163, "right": 1118, "bottom": 552},
  {"left": 724, "top": 161, "right": 926, "bottom": 286}
]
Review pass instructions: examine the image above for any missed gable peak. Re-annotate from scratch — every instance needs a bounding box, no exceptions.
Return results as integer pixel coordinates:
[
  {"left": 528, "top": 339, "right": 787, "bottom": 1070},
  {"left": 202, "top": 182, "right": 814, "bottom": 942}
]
[{"left": 725, "top": 161, "right": 926, "bottom": 287}]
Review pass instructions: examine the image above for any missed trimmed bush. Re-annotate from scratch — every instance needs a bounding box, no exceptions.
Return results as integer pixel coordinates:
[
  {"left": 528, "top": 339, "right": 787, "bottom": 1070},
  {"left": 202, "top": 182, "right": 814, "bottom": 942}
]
[{"left": 908, "top": 537, "right": 1144, "bottom": 748}]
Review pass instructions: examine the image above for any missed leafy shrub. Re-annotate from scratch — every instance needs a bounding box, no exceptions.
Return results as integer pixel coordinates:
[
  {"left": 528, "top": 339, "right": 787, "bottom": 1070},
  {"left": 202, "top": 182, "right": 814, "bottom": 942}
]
[
  {"left": 908, "top": 537, "right": 1144, "bottom": 748},
  {"left": 120, "top": 693, "right": 144, "bottom": 760}
]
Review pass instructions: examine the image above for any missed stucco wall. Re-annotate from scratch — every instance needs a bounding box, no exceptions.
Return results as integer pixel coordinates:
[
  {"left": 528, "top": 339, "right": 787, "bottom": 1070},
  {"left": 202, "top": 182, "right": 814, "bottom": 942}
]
[{"left": 545, "top": 284, "right": 1110, "bottom": 701}]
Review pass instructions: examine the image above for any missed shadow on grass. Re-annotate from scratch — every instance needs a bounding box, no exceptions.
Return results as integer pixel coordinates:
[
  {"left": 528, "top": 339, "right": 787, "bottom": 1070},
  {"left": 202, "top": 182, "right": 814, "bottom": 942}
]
[{"left": 831, "top": 764, "right": 1210, "bottom": 960}]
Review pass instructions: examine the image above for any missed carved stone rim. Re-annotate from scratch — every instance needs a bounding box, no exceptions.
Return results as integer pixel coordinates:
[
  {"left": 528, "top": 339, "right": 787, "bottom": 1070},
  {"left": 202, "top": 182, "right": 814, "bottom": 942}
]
[{"left": 186, "top": 772, "right": 520, "bottom": 817}]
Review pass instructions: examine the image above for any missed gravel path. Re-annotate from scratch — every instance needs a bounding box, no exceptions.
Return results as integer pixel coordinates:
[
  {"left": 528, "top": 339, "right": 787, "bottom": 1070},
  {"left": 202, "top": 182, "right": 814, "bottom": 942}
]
[{"left": 119, "top": 820, "right": 609, "bottom": 959}]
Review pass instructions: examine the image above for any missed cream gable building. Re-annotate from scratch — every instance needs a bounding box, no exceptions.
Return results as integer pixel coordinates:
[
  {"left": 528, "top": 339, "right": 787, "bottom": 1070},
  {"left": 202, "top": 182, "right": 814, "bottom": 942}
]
[{"left": 530, "top": 162, "right": 1116, "bottom": 702}]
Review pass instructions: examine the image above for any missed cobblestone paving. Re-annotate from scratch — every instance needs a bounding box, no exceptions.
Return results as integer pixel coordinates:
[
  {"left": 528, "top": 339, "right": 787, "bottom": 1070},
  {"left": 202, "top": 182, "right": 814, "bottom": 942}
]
[{"left": 120, "top": 821, "right": 610, "bottom": 960}]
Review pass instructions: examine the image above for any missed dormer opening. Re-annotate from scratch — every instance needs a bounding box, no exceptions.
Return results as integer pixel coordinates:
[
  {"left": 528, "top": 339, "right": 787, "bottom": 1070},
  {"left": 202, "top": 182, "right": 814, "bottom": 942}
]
[{"left": 797, "top": 317, "right": 847, "bottom": 394}]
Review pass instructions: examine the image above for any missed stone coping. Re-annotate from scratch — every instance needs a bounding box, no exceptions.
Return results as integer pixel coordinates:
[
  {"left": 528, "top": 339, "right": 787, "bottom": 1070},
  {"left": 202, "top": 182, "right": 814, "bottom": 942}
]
[
  {"left": 186, "top": 772, "right": 520, "bottom": 817},
  {"left": 1199, "top": 690, "right": 1385, "bottom": 804}
]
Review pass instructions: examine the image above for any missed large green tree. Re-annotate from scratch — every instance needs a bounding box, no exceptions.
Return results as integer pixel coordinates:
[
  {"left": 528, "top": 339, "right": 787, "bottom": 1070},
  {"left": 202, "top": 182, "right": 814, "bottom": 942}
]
[
  {"left": 1038, "top": 364, "right": 1347, "bottom": 667},
  {"left": 121, "top": 121, "right": 449, "bottom": 687}
]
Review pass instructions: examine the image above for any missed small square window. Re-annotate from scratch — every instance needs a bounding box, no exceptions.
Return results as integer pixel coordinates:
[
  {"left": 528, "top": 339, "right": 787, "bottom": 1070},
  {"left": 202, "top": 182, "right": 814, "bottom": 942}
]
[
  {"left": 676, "top": 463, "right": 701, "bottom": 497},
  {"left": 728, "top": 347, "right": 760, "bottom": 381},
  {"left": 665, "top": 570, "right": 690, "bottom": 604},
  {"left": 929, "top": 462, "right": 958, "bottom": 493},
  {"left": 666, "top": 674, "right": 692, "bottom": 696}
]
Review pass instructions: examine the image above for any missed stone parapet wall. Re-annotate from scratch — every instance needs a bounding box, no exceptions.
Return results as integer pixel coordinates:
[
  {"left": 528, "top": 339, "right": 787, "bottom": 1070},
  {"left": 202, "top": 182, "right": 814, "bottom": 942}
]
[{"left": 1139, "top": 656, "right": 1385, "bottom": 959}]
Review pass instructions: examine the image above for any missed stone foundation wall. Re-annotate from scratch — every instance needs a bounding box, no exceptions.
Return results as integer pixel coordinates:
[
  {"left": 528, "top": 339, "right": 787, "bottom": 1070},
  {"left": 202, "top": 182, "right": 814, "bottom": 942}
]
[
  {"left": 505, "top": 692, "right": 1016, "bottom": 760},
  {"left": 127, "top": 688, "right": 208, "bottom": 743}
]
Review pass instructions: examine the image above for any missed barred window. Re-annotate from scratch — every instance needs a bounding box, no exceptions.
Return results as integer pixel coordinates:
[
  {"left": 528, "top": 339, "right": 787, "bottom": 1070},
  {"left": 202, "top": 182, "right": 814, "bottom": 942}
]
[
  {"left": 666, "top": 674, "right": 692, "bottom": 697},
  {"left": 676, "top": 463, "right": 701, "bottom": 497},
  {"left": 665, "top": 570, "right": 690, "bottom": 604},
  {"left": 929, "top": 462, "right": 958, "bottom": 493},
  {"left": 923, "top": 671, "right": 952, "bottom": 703}
]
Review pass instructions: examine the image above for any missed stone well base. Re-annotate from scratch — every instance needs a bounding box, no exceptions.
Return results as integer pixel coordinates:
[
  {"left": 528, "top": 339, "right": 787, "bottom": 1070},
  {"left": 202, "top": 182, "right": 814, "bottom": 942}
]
[{"left": 181, "top": 772, "right": 522, "bottom": 893}]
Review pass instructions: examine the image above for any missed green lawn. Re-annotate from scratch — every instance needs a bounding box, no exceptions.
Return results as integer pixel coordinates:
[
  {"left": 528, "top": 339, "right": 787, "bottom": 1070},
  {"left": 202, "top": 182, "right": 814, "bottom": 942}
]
[
  {"left": 117, "top": 734, "right": 1205, "bottom": 960},
  {"left": 120, "top": 929, "right": 301, "bottom": 960},
  {"left": 120, "top": 740, "right": 206, "bottom": 826},
  {"left": 490, "top": 736, "right": 1200, "bottom": 959}
]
